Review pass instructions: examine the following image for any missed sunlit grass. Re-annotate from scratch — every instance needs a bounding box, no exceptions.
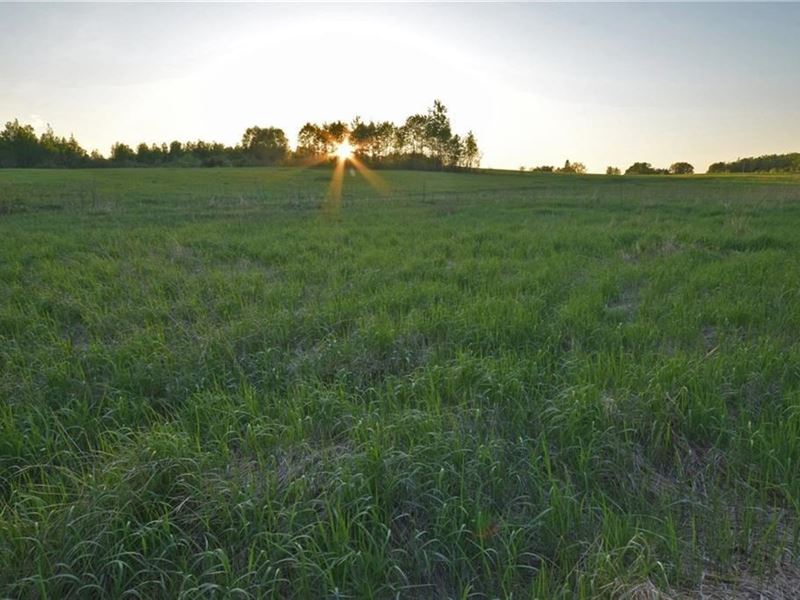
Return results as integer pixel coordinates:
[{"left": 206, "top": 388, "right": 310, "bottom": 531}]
[{"left": 1, "top": 167, "right": 800, "bottom": 597}]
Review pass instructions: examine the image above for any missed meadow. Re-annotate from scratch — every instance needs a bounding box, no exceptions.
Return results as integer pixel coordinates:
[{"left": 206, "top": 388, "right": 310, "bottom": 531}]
[{"left": 1, "top": 167, "right": 800, "bottom": 598}]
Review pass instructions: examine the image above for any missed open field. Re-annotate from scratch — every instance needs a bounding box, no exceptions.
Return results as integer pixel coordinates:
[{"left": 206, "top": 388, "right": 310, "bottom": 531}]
[{"left": 2, "top": 167, "right": 800, "bottom": 598}]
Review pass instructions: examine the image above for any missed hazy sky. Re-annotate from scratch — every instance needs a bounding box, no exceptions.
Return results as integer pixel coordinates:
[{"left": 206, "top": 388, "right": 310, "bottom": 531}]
[{"left": 2, "top": 2, "right": 799, "bottom": 172}]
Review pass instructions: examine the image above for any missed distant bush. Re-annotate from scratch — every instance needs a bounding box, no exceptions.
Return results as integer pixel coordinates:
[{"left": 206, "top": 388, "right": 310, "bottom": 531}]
[
  {"left": 525, "top": 161, "right": 586, "bottom": 174},
  {"left": 557, "top": 160, "right": 586, "bottom": 174},
  {"left": 173, "top": 154, "right": 202, "bottom": 168},
  {"left": 669, "top": 162, "right": 694, "bottom": 175},
  {"left": 201, "top": 155, "right": 232, "bottom": 168},
  {"left": 606, "top": 166, "right": 621, "bottom": 175},
  {"left": 625, "top": 161, "right": 695, "bottom": 175},
  {"left": 625, "top": 162, "right": 669, "bottom": 175}
]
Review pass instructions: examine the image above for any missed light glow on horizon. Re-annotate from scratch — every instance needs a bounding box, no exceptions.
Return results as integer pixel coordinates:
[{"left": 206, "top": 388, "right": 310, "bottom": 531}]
[
  {"left": 1, "top": 3, "right": 799, "bottom": 172},
  {"left": 333, "top": 139, "right": 354, "bottom": 162},
  {"left": 324, "top": 140, "right": 388, "bottom": 212}
]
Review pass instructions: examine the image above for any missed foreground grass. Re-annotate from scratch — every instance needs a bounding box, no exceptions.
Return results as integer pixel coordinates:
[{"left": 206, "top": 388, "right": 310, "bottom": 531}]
[{"left": 1, "top": 167, "right": 800, "bottom": 598}]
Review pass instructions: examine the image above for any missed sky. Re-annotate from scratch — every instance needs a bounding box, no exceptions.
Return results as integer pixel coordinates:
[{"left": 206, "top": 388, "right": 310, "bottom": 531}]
[{"left": 1, "top": 2, "right": 799, "bottom": 172}]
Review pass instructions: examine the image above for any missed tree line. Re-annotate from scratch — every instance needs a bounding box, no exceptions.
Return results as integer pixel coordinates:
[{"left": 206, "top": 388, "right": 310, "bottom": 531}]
[
  {"left": 3, "top": 107, "right": 798, "bottom": 174},
  {"left": 622, "top": 162, "right": 694, "bottom": 175},
  {"left": 708, "top": 153, "right": 800, "bottom": 174},
  {"left": 517, "top": 154, "right": 800, "bottom": 176},
  {"left": 520, "top": 160, "right": 695, "bottom": 176},
  {"left": 0, "top": 100, "right": 480, "bottom": 171},
  {"left": 522, "top": 160, "right": 587, "bottom": 174}
]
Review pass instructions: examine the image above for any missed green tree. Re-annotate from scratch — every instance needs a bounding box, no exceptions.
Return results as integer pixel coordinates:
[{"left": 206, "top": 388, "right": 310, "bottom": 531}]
[
  {"left": 558, "top": 160, "right": 586, "bottom": 174},
  {"left": 669, "top": 162, "right": 694, "bottom": 175},
  {"left": 322, "top": 121, "right": 348, "bottom": 151},
  {"left": 704, "top": 153, "right": 800, "bottom": 174},
  {"left": 400, "top": 114, "right": 428, "bottom": 155},
  {"left": 350, "top": 116, "right": 373, "bottom": 159},
  {"left": 463, "top": 131, "right": 480, "bottom": 169},
  {"left": 241, "top": 126, "right": 289, "bottom": 165},
  {"left": 446, "top": 134, "right": 463, "bottom": 168},
  {"left": 136, "top": 143, "right": 155, "bottom": 164},
  {"left": 296, "top": 123, "right": 326, "bottom": 157},
  {"left": 0, "top": 119, "right": 41, "bottom": 167},
  {"left": 606, "top": 166, "right": 621, "bottom": 175},
  {"left": 625, "top": 162, "right": 656, "bottom": 175},
  {"left": 373, "top": 121, "right": 396, "bottom": 159},
  {"left": 168, "top": 141, "right": 184, "bottom": 158},
  {"left": 110, "top": 142, "right": 136, "bottom": 163},
  {"left": 37, "top": 126, "right": 88, "bottom": 167},
  {"left": 425, "top": 99, "right": 453, "bottom": 166}
]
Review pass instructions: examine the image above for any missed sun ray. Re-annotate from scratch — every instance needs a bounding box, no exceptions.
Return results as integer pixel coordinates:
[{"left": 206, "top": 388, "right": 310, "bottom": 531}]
[
  {"left": 349, "top": 155, "right": 389, "bottom": 195},
  {"left": 333, "top": 139, "right": 354, "bottom": 161},
  {"left": 322, "top": 153, "right": 346, "bottom": 213},
  {"left": 320, "top": 138, "right": 389, "bottom": 213}
]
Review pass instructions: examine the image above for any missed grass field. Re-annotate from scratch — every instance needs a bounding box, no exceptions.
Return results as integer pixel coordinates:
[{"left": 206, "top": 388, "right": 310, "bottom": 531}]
[{"left": 2, "top": 167, "right": 800, "bottom": 598}]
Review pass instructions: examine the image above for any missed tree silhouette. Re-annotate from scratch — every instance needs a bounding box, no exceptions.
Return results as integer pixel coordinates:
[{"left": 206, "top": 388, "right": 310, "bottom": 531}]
[
  {"left": 464, "top": 131, "right": 480, "bottom": 169},
  {"left": 669, "top": 162, "right": 694, "bottom": 175},
  {"left": 0, "top": 101, "right": 481, "bottom": 172},
  {"left": 241, "top": 126, "right": 289, "bottom": 165}
]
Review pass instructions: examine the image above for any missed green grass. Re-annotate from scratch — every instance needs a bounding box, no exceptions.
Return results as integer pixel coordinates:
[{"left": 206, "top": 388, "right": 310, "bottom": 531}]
[{"left": 1, "top": 167, "right": 800, "bottom": 598}]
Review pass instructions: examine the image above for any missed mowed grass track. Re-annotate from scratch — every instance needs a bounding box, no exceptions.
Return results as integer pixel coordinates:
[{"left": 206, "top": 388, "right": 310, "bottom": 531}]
[{"left": 1, "top": 168, "right": 800, "bottom": 598}]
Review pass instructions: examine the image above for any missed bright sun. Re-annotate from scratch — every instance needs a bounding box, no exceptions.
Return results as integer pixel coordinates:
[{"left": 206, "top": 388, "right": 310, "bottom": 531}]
[{"left": 334, "top": 139, "right": 354, "bottom": 160}]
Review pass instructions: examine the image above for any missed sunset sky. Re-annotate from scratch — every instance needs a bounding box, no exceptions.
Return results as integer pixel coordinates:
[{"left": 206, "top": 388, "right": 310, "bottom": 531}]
[{"left": 2, "top": 2, "right": 798, "bottom": 172}]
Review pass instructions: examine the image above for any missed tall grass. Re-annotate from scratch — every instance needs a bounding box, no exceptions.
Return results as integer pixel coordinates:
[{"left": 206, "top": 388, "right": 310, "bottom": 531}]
[{"left": 1, "top": 168, "right": 799, "bottom": 597}]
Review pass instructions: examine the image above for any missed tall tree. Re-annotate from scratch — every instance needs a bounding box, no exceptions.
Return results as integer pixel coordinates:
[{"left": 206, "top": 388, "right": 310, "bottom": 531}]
[
  {"left": 373, "top": 121, "right": 396, "bottom": 159},
  {"left": 0, "top": 120, "right": 41, "bottom": 167},
  {"left": 424, "top": 100, "right": 453, "bottom": 166},
  {"left": 110, "top": 142, "right": 136, "bottom": 163},
  {"left": 241, "top": 126, "right": 289, "bottom": 165},
  {"left": 350, "top": 116, "right": 373, "bottom": 158},
  {"left": 296, "top": 123, "right": 326, "bottom": 157},
  {"left": 168, "top": 141, "right": 184, "bottom": 158},
  {"left": 463, "top": 131, "right": 480, "bottom": 169},
  {"left": 446, "top": 134, "right": 463, "bottom": 168},
  {"left": 322, "top": 121, "right": 348, "bottom": 152},
  {"left": 401, "top": 114, "right": 428, "bottom": 155}
]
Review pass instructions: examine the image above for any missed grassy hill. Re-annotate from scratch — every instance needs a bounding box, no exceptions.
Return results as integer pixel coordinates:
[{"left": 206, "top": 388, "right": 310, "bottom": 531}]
[{"left": 2, "top": 167, "right": 800, "bottom": 598}]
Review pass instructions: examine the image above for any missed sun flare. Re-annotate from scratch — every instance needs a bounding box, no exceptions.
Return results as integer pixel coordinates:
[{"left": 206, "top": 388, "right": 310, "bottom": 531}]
[{"left": 333, "top": 139, "right": 354, "bottom": 161}]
